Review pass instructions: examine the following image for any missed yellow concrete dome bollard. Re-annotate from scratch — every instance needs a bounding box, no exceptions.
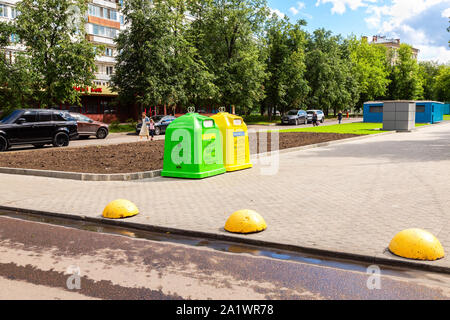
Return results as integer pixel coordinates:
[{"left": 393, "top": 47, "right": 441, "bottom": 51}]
[
  {"left": 389, "top": 229, "right": 445, "bottom": 261},
  {"left": 225, "top": 210, "right": 267, "bottom": 234},
  {"left": 102, "top": 199, "right": 139, "bottom": 219}
]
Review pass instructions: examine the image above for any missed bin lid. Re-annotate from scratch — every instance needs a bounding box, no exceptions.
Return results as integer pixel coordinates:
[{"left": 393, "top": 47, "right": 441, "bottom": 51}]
[
  {"left": 168, "top": 113, "right": 217, "bottom": 129},
  {"left": 211, "top": 112, "right": 246, "bottom": 128}
]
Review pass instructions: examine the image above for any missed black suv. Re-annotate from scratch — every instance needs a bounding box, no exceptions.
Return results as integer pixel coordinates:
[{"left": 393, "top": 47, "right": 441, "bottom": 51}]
[{"left": 0, "top": 109, "right": 78, "bottom": 151}]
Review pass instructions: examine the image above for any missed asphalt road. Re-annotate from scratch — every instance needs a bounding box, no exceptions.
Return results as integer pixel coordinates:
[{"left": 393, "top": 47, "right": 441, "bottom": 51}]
[
  {"left": 6, "top": 117, "right": 363, "bottom": 152},
  {"left": 0, "top": 214, "right": 449, "bottom": 300}
]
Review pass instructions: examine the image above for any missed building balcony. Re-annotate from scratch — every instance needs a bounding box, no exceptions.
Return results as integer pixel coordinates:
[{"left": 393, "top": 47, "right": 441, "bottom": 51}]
[
  {"left": 91, "top": 0, "right": 118, "bottom": 10},
  {"left": 94, "top": 73, "right": 112, "bottom": 81},
  {"left": 96, "top": 55, "right": 116, "bottom": 63},
  {"left": 86, "top": 34, "right": 116, "bottom": 46}
]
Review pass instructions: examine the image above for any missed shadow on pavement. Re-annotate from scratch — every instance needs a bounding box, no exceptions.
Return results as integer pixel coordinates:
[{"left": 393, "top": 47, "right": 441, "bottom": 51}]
[{"left": 292, "top": 128, "right": 450, "bottom": 163}]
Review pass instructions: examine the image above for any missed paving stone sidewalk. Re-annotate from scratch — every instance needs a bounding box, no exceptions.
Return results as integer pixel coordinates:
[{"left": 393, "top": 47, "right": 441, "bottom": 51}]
[{"left": 1, "top": 122, "right": 450, "bottom": 269}]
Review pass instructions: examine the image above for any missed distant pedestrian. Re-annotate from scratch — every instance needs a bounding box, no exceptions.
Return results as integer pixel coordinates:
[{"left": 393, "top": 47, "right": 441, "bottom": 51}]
[
  {"left": 149, "top": 118, "right": 156, "bottom": 141},
  {"left": 139, "top": 112, "right": 150, "bottom": 140},
  {"left": 312, "top": 112, "right": 318, "bottom": 127},
  {"left": 347, "top": 110, "right": 350, "bottom": 119},
  {"left": 338, "top": 111, "right": 343, "bottom": 124}
]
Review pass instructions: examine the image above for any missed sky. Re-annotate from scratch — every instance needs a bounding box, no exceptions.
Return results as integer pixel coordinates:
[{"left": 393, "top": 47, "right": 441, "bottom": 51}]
[{"left": 267, "top": 0, "right": 450, "bottom": 63}]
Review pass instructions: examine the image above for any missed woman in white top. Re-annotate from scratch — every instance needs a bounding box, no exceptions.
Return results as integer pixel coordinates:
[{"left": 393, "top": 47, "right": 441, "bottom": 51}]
[{"left": 139, "top": 112, "right": 150, "bottom": 140}]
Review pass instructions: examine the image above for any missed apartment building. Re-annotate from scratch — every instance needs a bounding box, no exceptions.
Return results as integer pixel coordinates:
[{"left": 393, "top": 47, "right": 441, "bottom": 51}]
[
  {"left": 80, "top": 0, "right": 123, "bottom": 121},
  {"left": 0, "top": 0, "right": 21, "bottom": 63},
  {"left": 1, "top": 0, "right": 126, "bottom": 121},
  {"left": 364, "top": 35, "right": 420, "bottom": 65}
]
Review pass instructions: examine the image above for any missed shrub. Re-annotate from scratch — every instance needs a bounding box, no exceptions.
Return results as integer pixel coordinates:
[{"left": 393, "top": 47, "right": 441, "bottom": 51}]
[
  {"left": 109, "top": 120, "right": 121, "bottom": 130},
  {"left": 243, "top": 115, "right": 281, "bottom": 123}
]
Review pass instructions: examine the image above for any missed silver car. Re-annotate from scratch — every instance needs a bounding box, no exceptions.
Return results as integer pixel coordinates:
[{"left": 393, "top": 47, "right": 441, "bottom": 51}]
[
  {"left": 282, "top": 110, "right": 308, "bottom": 125},
  {"left": 306, "top": 110, "right": 325, "bottom": 124}
]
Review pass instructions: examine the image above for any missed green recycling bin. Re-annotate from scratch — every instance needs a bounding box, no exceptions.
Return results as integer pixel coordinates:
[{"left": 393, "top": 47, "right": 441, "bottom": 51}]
[{"left": 161, "top": 113, "right": 226, "bottom": 179}]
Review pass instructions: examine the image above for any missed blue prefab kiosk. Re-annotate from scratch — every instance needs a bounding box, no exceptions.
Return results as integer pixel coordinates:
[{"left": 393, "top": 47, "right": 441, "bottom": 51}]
[
  {"left": 443, "top": 103, "right": 450, "bottom": 115},
  {"left": 364, "top": 101, "right": 446, "bottom": 124}
]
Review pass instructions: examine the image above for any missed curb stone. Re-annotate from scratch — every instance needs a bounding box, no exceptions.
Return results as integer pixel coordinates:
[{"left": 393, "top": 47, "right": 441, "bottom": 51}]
[
  {"left": 1, "top": 205, "right": 449, "bottom": 275},
  {"left": 0, "top": 167, "right": 162, "bottom": 181},
  {"left": 252, "top": 131, "right": 396, "bottom": 159},
  {"left": 0, "top": 131, "right": 395, "bottom": 181}
]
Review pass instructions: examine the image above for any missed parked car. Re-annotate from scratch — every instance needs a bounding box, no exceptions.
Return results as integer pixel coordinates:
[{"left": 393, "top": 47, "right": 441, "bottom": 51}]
[
  {"left": 136, "top": 115, "right": 177, "bottom": 136},
  {"left": 69, "top": 113, "right": 109, "bottom": 139},
  {"left": 281, "top": 110, "right": 308, "bottom": 125},
  {"left": 307, "top": 110, "right": 325, "bottom": 124},
  {"left": 0, "top": 109, "right": 78, "bottom": 152}
]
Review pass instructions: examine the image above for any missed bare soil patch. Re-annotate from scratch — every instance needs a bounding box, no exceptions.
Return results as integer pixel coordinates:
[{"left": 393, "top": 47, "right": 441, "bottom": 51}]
[{"left": 0, "top": 132, "right": 359, "bottom": 174}]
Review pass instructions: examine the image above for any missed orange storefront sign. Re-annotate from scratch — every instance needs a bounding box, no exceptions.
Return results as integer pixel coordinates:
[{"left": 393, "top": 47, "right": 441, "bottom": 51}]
[{"left": 73, "top": 86, "right": 118, "bottom": 97}]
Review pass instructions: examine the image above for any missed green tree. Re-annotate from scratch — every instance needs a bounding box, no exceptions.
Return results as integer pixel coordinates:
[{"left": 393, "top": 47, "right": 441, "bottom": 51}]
[
  {"left": 304, "top": 29, "right": 359, "bottom": 115},
  {"left": 112, "top": 0, "right": 216, "bottom": 113},
  {"left": 387, "top": 44, "right": 424, "bottom": 100},
  {"left": 0, "top": 21, "right": 12, "bottom": 46},
  {"left": 418, "top": 61, "right": 441, "bottom": 100},
  {"left": 433, "top": 65, "right": 450, "bottom": 102},
  {"left": 14, "top": 0, "right": 97, "bottom": 107},
  {"left": 189, "top": 0, "right": 268, "bottom": 114},
  {"left": 0, "top": 22, "right": 34, "bottom": 113},
  {"left": 263, "top": 16, "right": 309, "bottom": 117},
  {"left": 349, "top": 36, "right": 390, "bottom": 109},
  {"left": 0, "top": 54, "right": 35, "bottom": 113}
]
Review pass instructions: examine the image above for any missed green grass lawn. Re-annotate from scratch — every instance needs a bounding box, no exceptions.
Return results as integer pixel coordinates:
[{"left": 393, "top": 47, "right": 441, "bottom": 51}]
[
  {"left": 109, "top": 124, "right": 136, "bottom": 133},
  {"left": 246, "top": 121, "right": 279, "bottom": 125},
  {"left": 279, "top": 122, "right": 429, "bottom": 135}
]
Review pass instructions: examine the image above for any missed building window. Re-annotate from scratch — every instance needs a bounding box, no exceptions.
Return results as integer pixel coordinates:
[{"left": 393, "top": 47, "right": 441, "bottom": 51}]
[
  {"left": 88, "top": 4, "right": 100, "bottom": 17},
  {"left": 11, "top": 8, "right": 18, "bottom": 19},
  {"left": 106, "top": 66, "right": 114, "bottom": 75},
  {"left": 88, "top": 4, "right": 117, "bottom": 21},
  {"left": 92, "top": 24, "right": 118, "bottom": 38},
  {"left": 0, "top": 5, "right": 7, "bottom": 17},
  {"left": 4, "top": 51, "right": 12, "bottom": 63},
  {"left": 369, "top": 106, "right": 383, "bottom": 113},
  {"left": 105, "top": 47, "right": 113, "bottom": 56},
  {"left": 10, "top": 34, "right": 19, "bottom": 43}
]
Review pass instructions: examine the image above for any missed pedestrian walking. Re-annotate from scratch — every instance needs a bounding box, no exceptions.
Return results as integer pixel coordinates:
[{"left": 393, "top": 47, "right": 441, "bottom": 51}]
[
  {"left": 312, "top": 112, "right": 318, "bottom": 127},
  {"left": 149, "top": 118, "right": 156, "bottom": 141},
  {"left": 338, "top": 111, "right": 343, "bottom": 124},
  {"left": 139, "top": 112, "right": 150, "bottom": 140}
]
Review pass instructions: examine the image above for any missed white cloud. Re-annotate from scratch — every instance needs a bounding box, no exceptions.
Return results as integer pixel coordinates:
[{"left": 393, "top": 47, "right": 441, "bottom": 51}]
[
  {"left": 270, "top": 8, "right": 286, "bottom": 19},
  {"left": 416, "top": 45, "right": 450, "bottom": 63},
  {"left": 364, "top": 0, "right": 450, "bottom": 62},
  {"left": 316, "top": 0, "right": 377, "bottom": 15},
  {"left": 442, "top": 7, "right": 450, "bottom": 17},
  {"left": 290, "top": 7, "right": 300, "bottom": 15},
  {"left": 290, "top": 2, "right": 306, "bottom": 15}
]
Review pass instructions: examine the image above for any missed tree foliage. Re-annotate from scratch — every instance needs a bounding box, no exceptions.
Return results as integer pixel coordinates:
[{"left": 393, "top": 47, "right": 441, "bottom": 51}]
[
  {"left": 263, "top": 16, "right": 309, "bottom": 117},
  {"left": 188, "top": 0, "right": 268, "bottom": 114},
  {"left": 433, "top": 65, "right": 450, "bottom": 102},
  {"left": 304, "top": 29, "right": 358, "bottom": 115},
  {"left": 418, "top": 61, "right": 441, "bottom": 100},
  {"left": 387, "top": 44, "right": 424, "bottom": 100},
  {"left": 12, "top": 0, "right": 97, "bottom": 108},
  {"left": 112, "top": 0, "right": 216, "bottom": 112},
  {"left": 0, "top": 19, "right": 34, "bottom": 112},
  {"left": 349, "top": 36, "right": 390, "bottom": 107}
]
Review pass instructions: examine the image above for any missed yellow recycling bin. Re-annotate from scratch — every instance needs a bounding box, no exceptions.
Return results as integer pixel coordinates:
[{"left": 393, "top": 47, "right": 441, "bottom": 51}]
[{"left": 211, "top": 112, "right": 252, "bottom": 172}]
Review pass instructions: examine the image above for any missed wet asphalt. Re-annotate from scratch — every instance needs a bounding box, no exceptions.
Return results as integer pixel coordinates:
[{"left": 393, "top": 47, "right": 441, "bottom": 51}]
[{"left": 0, "top": 215, "right": 449, "bottom": 300}]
